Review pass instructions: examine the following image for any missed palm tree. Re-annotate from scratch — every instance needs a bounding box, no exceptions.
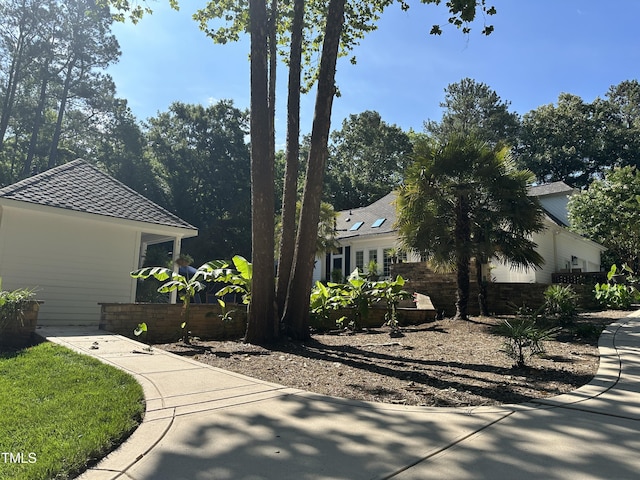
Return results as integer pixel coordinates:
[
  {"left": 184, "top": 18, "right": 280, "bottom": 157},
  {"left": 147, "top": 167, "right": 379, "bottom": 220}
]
[{"left": 396, "top": 135, "right": 544, "bottom": 319}]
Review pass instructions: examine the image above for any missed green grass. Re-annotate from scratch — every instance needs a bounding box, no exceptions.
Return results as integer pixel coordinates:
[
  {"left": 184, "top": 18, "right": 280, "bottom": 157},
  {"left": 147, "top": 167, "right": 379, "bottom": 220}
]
[{"left": 0, "top": 342, "right": 145, "bottom": 480}]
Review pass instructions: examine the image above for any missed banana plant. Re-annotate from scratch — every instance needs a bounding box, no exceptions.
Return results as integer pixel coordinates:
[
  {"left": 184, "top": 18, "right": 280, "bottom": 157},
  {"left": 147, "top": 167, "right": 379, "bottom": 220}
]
[
  {"left": 370, "top": 275, "right": 411, "bottom": 334},
  {"left": 130, "top": 264, "right": 209, "bottom": 343},
  {"left": 202, "top": 255, "right": 253, "bottom": 305}
]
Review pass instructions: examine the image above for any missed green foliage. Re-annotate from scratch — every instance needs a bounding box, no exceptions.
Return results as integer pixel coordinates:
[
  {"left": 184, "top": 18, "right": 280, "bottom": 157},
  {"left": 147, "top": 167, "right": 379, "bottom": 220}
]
[
  {"left": 309, "top": 281, "right": 347, "bottom": 328},
  {"left": 568, "top": 166, "right": 640, "bottom": 269},
  {"left": 133, "top": 322, "right": 147, "bottom": 337},
  {"left": 494, "top": 308, "right": 561, "bottom": 368},
  {"left": 203, "top": 255, "right": 253, "bottom": 305},
  {"left": 397, "top": 135, "right": 544, "bottom": 318},
  {"left": 275, "top": 201, "right": 340, "bottom": 257},
  {"left": 0, "top": 287, "right": 37, "bottom": 332},
  {"left": 130, "top": 264, "right": 209, "bottom": 343},
  {"left": 516, "top": 82, "right": 640, "bottom": 188},
  {"left": 0, "top": 0, "right": 121, "bottom": 181},
  {"left": 341, "top": 269, "right": 372, "bottom": 330},
  {"left": 369, "top": 275, "right": 411, "bottom": 334},
  {"left": 593, "top": 264, "right": 640, "bottom": 309},
  {"left": 425, "top": 78, "right": 520, "bottom": 147},
  {"left": 145, "top": 101, "right": 251, "bottom": 261},
  {"left": 366, "top": 260, "right": 380, "bottom": 281},
  {"left": 217, "top": 299, "right": 236, "bottom": 322},
  {"left": 324, "top": 110, "right": 413, "bottom": 210},
  {"left": 133, "top": 322, "right": 152, "bottom": 351},
  {"left": 543, "top": 284, "right": 578, "bottom": 324},
  {"left": 331, "top": 268, "right": 344, "bottom": 284},
  {"left": 309, "top": 270, "right": 410, "bottom": 333}
]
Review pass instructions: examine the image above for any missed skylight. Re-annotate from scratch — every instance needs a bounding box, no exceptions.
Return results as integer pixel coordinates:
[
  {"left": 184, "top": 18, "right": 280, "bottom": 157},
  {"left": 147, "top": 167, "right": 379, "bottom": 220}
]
[
  {"left": 371, "top": 218, "right": 386, "bottom": 228},
  {"left": 349, "top": 221, "right": 364, "bottom": 231}
]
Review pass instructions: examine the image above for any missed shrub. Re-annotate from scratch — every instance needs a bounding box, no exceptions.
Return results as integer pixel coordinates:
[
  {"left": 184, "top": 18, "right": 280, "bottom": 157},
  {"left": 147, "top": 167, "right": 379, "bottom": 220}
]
[
  {"left": 544, "top": 284, "right": 578, "bottom": 324},
  {"left": 594, "top": 264, "right": 640, "bottom": 309}
]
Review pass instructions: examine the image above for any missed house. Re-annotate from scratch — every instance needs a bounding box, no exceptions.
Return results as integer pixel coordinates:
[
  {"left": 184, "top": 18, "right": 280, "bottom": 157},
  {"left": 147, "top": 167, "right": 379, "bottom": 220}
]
[
  {"left": 0, "top": 160, "right": 197, "bottom": 326},
  {"left": 490, "top": 182, "right": 604, "bottom": 283},
  {"left": 314, "top": 182, "right": 604, "bottom": 284}
]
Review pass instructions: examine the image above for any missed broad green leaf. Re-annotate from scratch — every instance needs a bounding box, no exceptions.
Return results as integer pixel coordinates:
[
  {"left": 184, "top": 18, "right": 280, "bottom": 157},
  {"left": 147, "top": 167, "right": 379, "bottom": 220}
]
[
  {"left": 232, "top": 255, "right": 252, "bottom": 280},
  {"left": 133, "top": 323, "right": 147, "bottom": 336}
]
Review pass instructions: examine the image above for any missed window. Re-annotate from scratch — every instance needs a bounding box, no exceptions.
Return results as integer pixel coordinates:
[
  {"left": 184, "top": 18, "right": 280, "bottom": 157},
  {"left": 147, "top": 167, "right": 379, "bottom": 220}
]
[
  {"left": 383, "top": 249, "right": 392, "bottom": 277},
  {"left": 368, "top": 249, "right": 377, "bottom": 263},
  {"left": 355, "top": 250, "right": 364, "bottom": 271},
  {"left": 371, "top": 218, "right": 386, "bottom": 228},
  {"left": 349, "top": 221, "right": 364, "bottom": 231}
]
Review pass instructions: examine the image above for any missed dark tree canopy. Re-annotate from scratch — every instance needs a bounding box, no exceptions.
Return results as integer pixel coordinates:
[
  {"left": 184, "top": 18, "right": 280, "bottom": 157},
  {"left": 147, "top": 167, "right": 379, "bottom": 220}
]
[
  {"left": 145, "top": 101, "right": 252, "bottom": 263},
  {"left": 0, "top": 0, "right": 121, "bottom": 184},
  {"left": 425, "top": 78, "right": 520, "bottom": 147},
  {"left": 515, "top": 82, "right": 640, "bottom": 188},
  {"left": 324, "top": 110, "right": 413, "bottom": 210}
]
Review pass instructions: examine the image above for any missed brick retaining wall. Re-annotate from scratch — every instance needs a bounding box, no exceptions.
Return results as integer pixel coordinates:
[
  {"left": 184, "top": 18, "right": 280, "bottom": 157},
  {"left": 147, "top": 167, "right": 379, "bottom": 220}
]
[
  {"left": 1, "top": 301, "right": 40, "bottom": 348},
  {"left": 100, "top": 301, "right": 437, "bottom": 341},
  {"left": 99, "top": 303, "right": 247, "bottom": 343},
  {"left": 390, "top": 263, "right": 601, "bottom": 316}
]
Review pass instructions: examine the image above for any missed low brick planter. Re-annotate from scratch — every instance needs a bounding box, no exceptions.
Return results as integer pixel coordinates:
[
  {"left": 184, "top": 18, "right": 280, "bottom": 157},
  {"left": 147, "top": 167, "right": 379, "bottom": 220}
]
[
  {"left": 311, "top": 306, "right": 436, "bottom": 332},
  {"left": 99, "top": 303, "right": 247, "bottom": 344},
  {"left": 0, "top": 301, "right": 41, "bottom": 349}
]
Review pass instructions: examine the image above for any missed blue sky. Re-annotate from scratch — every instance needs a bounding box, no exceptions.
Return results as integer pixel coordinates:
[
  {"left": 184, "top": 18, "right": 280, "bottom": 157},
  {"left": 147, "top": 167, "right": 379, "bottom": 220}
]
[{"left": 108, "top": 1, "right": 640, "bottom": 146}]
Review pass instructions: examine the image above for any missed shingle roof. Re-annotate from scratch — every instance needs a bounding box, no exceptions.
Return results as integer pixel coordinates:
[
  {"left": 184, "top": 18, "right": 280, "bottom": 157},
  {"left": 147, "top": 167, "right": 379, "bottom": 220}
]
[
  {"left": 528, "top": 181, "right": 574, "bottom": 197},
  {"left": 0, "top": 159, "right": 197, "bottom": 230},
  {"left": 335, "top": 192, "right": 397, "bottom": 240},
  {"left": 337, "top": 182, "right": 573, "bottom": 239}
]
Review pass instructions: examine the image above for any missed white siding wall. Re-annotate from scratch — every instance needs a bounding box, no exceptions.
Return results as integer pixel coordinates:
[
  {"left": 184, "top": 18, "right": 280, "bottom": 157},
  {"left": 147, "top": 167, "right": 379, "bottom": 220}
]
[
  {"left": 554, "top": 230, "right": 602, "bottom": 274},
  {"left": 489, "top": 225, "right": 555, "bottom": 284},
  {"left": 0, "top": 206, "right": 140, "bottom": 326},
  {"left": 539, "top": 194, "right": 572, "bottom": 225},
  {"left": 489, "top": 224, "right": 602, "bottom": 284}
]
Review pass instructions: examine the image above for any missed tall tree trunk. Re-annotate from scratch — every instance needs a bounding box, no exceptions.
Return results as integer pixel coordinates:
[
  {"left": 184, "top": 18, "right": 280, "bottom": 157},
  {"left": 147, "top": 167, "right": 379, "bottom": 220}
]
[
  {"left": 48, "top": 57, "right": 75, "bottom": 169},
  {"left": 276, "top": 0, "right": 304, "bottom": 321},
  {"left": 281, "top": 0, "right": 345, "bottom": 340},
  {"left": 454, "top": 192, "right": 471, "bottom": 320},
  {"left": 22, "top": 67, "right": 49, "bottom": 177},
  {"left": 245, "top": 0, "right": 276, "bottom": 345},
  {"left": 0, "top": 31, "right": 27, "bottom": 153}
]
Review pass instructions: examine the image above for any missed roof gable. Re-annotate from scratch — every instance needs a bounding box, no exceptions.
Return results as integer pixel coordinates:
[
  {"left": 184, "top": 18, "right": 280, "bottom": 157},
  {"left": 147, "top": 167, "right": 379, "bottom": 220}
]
[
  {"left": 337, "top": 182, "right": 577, "bottom": 239},
  {"left": 0, "top": 159, "right": 196, "bottom": 230}
]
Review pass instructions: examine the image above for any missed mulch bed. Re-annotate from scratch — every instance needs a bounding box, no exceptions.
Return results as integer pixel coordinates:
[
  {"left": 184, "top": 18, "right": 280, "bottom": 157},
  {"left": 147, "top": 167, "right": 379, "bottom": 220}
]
[{"left": 157, "top": 310, "right": 632, "bottom": 407}]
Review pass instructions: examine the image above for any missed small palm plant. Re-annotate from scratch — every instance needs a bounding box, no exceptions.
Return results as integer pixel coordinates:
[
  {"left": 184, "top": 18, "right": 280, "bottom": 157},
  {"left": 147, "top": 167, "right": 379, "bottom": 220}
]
[{"left": 494, "top": 307, "right": 560, "bottom": 368}]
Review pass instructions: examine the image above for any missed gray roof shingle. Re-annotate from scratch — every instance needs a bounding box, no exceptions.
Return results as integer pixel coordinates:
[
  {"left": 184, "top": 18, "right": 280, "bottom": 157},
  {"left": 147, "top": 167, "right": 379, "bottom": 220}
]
[
  {"left": 528, "top": 181, "right": 574, "bottom": 197},
  {"left": 0, "top": 159, "right": 196, "bottom": 230},
  {"left": 335, "top": 192, "right": 397, "bottom": 240}
]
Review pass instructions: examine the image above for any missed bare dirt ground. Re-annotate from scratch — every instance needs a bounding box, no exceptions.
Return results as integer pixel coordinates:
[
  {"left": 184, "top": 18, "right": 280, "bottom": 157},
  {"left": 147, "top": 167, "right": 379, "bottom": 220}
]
[{"left": 157, "top": 310, "right": 633, "bottom": 407}]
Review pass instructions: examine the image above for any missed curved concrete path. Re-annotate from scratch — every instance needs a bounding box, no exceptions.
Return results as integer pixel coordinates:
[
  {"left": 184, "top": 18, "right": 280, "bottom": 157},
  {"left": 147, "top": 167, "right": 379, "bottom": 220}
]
[{"left": 39, "top": 311, "right": 640, "bottom": 480}]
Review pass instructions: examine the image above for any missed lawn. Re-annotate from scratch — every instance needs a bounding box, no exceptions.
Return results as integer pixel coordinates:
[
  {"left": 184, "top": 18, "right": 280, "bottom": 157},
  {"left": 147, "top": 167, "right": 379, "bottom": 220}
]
[{"left": 0, "top": 341, "right": 145, "bottom": 480}]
